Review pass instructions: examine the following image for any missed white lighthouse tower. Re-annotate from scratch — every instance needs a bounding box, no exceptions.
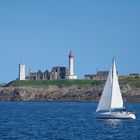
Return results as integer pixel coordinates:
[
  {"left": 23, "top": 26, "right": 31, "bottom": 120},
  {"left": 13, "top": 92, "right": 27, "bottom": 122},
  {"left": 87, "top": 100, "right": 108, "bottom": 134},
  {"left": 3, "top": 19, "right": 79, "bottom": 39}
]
[
  {"left": 66, "top": 50, "right": 77, "bottom": 79},
  {"left": 19, "top": 63, "right": 25, "bottom": 80}
]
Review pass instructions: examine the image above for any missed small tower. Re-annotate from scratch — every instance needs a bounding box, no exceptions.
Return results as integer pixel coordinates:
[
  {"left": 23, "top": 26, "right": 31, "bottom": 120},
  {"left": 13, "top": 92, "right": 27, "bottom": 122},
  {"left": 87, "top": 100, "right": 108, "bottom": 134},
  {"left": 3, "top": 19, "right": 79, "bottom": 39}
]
[
  {"left": 66, "top": 50, "right": 77, "bottom": 79},
  {"left": 19, "top": 63, "right": 25, "bottom": 80}
]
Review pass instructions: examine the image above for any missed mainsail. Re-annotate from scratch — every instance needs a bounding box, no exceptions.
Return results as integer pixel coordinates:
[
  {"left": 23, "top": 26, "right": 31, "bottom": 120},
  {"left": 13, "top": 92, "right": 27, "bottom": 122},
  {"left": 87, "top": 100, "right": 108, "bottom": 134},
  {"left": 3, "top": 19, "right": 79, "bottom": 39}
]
[{"left": 96, "top": 59, "right": 123, "bottom": 112}]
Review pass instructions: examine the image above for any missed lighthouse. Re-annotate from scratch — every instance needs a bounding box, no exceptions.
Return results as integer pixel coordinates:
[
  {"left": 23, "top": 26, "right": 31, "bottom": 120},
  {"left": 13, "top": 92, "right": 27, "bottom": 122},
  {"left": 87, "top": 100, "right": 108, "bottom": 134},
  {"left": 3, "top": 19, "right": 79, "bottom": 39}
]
[
  {"left": 19, "top": 63, "right": 25, "bottom": 80},
  {"left": 66, "top": 50, "right": 77, "bottom": 79}
]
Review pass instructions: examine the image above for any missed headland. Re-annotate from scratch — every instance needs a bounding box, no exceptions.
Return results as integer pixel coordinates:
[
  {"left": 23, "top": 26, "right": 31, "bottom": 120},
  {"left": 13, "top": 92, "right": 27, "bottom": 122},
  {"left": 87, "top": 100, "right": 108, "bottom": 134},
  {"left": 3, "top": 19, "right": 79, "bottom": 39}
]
[{"left": 0, "top": 78, "right": 140, "bottom": 102}]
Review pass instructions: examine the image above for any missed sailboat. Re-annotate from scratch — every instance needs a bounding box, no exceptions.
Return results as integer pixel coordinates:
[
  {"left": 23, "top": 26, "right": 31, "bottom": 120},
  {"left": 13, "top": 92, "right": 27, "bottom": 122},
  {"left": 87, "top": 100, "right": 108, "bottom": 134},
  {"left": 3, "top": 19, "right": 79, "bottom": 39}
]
[{"left": 96, "top": 59, "right": 136, "bottom": 119}]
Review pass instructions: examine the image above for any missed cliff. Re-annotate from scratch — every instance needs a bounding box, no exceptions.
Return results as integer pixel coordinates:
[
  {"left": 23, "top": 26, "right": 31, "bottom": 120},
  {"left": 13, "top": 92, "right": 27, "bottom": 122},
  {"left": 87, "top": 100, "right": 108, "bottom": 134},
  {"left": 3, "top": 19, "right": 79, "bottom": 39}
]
[{"left": 0, "top": 80, "right": 140, "bottom": 102}]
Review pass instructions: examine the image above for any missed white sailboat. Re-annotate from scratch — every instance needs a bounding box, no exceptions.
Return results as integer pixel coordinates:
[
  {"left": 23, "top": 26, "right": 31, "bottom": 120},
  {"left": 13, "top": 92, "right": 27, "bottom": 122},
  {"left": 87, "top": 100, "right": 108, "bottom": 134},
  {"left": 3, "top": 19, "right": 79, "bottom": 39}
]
[{"left": 96, "top": 59, "right": 136, "bottom": 119}]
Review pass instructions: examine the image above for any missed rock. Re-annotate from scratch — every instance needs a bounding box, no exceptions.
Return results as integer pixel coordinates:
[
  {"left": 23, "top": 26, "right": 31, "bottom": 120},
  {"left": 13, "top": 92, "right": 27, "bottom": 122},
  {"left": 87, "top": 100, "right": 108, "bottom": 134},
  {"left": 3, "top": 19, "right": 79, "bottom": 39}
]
[{"left": 0, "top": 83, "right": 140, "bottom": 102}]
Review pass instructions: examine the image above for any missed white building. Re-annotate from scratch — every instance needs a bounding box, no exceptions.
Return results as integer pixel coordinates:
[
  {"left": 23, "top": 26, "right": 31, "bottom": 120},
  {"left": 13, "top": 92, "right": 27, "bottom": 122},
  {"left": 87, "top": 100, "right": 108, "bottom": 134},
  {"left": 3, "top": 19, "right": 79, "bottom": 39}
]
[
  {"left": 19, "top": 64, "right": 25, "bottom": 80},
  {"left": 66, "top": 50, "right": 77, "bottom": 79}
]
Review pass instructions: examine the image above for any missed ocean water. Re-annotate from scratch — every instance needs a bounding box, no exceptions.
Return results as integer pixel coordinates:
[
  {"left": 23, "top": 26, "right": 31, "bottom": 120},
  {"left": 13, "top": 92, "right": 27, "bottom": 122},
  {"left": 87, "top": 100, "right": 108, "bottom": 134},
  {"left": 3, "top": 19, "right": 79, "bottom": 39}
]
[{"left": 0, "top": 102, "right": 139, "bottom": 140}]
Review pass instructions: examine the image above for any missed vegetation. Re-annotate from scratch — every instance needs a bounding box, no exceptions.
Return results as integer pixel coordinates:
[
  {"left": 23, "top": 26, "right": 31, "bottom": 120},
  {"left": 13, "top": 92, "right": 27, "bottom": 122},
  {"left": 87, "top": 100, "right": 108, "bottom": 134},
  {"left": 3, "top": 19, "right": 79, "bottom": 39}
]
[
  {"left": 4, "top": 77, "right": 140, "bottom": 88},
  {"left": 6, "top": 80, "right": 105, "bottom": 87},
  {"left": 119, "top": 77, "right": 140, "bottom": 87},
  {"left": 0, "top": 83, "right": 7, "bottom": 87}
]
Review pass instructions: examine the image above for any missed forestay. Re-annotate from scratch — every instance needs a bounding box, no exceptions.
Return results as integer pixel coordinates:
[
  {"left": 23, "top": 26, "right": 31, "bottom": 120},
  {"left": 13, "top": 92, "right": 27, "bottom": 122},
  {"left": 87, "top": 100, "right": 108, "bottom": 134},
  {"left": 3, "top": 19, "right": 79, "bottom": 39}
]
[{"left": 96, "top": 59, "right": 123, "bottom": 112}]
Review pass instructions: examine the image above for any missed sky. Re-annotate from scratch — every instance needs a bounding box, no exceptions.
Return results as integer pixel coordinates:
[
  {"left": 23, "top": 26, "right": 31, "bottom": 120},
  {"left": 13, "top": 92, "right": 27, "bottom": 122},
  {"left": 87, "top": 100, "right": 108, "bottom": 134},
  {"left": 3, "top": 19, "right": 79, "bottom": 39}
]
[{"left": 0, "top": 0, "right": 140, "bottom": 83}]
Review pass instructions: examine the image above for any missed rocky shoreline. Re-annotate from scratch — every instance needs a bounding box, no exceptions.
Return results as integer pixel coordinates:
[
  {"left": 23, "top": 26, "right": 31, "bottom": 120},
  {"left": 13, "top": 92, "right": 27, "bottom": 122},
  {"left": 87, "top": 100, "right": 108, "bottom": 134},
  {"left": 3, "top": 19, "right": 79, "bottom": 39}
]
[{"left": 0, "top": 83, "right": 140, "bottom": 102}]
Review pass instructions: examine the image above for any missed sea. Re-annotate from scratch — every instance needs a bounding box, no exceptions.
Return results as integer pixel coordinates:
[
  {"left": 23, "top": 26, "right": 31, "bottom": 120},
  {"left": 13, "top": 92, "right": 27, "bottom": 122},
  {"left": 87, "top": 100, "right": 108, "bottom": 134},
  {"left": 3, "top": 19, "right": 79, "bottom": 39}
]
[{"left": 0, "top": 102, "right": 139, "bottom": 140}]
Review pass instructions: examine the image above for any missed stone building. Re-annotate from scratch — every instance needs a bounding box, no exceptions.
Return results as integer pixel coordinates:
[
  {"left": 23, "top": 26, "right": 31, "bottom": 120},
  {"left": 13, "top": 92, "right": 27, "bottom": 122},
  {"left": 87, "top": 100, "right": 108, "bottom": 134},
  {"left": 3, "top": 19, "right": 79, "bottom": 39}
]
[
  {"left": 26, "top": 66, "right": 66, "bottom": 80},
  {"left": 96, "top": 71, "right": 109, "bottom": 80},
  {"left": 84, "top": 71, "right": 109, "bottom": 80},
  {"left": 128, "top": 73, "right": 140, "bottom": 78},
  {"left": 85, "top": 70, "right": 119, "bottom": 80},
  {"left": 27, "top": 69, "right": 50, "bottom": 80},
  {"left": 84, "top": 74, "right": 97, "bottom": 80},
  {"left": 50, "top": 66, "right": 66, "bottom": 80}
]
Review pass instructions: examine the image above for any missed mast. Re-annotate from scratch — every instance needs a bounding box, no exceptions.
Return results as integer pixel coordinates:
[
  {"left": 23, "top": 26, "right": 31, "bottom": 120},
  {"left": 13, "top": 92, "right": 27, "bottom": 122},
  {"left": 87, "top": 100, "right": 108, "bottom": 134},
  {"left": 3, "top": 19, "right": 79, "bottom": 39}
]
[
  {"left": 96, "top": 58, "right": 123, "bottom": 113},
  {"left": 110, "top": 58, "right": 115, "bottom": 112}
]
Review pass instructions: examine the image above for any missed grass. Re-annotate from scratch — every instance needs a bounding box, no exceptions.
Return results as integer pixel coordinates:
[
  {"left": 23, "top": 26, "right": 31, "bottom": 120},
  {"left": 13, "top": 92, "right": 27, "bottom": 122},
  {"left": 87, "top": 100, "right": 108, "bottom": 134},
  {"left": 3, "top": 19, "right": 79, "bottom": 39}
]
[
  {"left": 119, "top": 77, "right": 140, "bottom": 87},
  {"left": 6, "top": 79, "right": 105, "bottom": 87},
  {"left": 5, "top": 77, "right": 140, "bottom": 88}
]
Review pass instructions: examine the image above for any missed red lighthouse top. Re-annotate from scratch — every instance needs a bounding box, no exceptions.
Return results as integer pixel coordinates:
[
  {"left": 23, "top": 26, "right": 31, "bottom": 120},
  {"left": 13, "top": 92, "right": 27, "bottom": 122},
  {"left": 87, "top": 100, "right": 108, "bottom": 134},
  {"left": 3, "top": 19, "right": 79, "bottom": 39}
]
[{"left": 69, "top": 50, "right": 74, "bottom": 58}]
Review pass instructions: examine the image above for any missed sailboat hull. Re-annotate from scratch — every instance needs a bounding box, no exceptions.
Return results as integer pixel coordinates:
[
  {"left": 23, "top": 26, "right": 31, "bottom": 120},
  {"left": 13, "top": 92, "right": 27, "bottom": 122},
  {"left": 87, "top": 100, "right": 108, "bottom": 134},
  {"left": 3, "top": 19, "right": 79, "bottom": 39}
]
[
  {"left": 96, "top": 112, "right": 136, "bottom": 119},
  {"left": 96, "top": 59, "right": 136, "bottom": 120}
]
